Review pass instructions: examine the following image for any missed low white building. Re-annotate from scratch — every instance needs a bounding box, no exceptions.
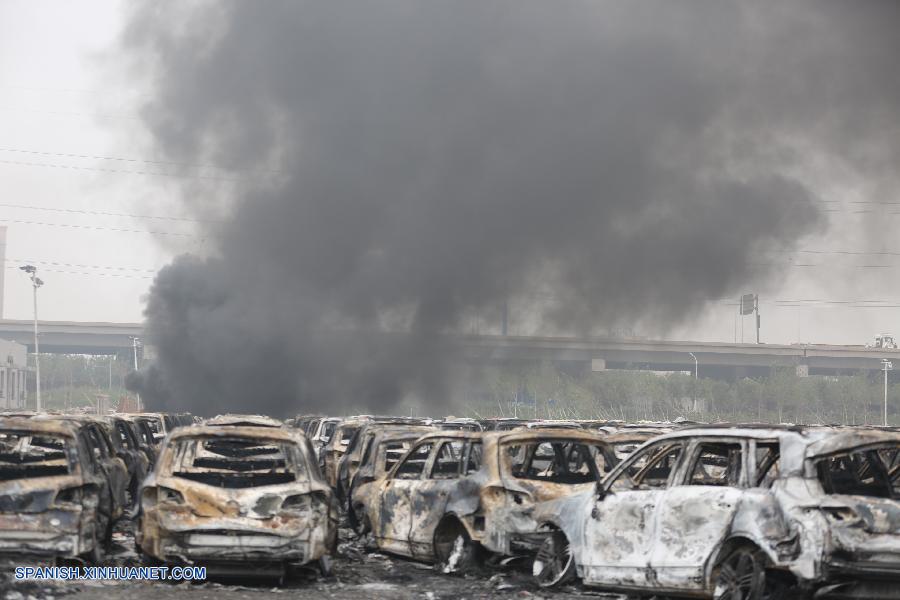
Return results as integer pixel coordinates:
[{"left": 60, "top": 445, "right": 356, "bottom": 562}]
[{"left": 0, "top": 338, "right": 27, "bottom": 409}]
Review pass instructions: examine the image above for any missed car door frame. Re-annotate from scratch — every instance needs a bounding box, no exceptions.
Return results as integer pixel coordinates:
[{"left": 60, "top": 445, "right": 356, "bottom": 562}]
[
  {"left": 408, "top": 438, "right": 472, "bottom": 559},
  {"left": 373, "top": 439, "right": 438, "bottom": 556},
  {"left": 648, "top": 436, "right": 750, "bottom": 592},
  {"left": 581, "top": 439, "right": 688, "bottom": 590}
]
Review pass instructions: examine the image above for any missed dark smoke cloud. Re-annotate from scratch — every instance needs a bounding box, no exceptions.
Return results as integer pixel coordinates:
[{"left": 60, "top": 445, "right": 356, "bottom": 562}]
[{"left": 121, "top": 1, "right": 900, "bottom": 416}]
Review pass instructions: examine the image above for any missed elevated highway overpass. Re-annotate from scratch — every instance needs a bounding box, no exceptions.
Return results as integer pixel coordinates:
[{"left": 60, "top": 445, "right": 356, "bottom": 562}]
[{"left": 0, "top": 319, "right": 895, "bottom": 378}]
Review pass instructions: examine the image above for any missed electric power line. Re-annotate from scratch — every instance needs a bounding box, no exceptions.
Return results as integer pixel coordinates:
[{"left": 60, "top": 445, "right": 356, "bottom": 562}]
[
  {"left": 4, "top": 265, "right": 153, "bottom": 280},
  {"left": 0, "top": 219, "right": 198, "bottom": 237},
  {"left": 0, "top": 202, "right": 218, "bottom": 224},
  {"left": 0, "top": 158, "right": 246, "bottom": 182},
  {"left": 5, "top": 258, "right": 159, "bottom": 273},
  {"left": 0, "top": 146, "right": 284, "bottom": 176}
]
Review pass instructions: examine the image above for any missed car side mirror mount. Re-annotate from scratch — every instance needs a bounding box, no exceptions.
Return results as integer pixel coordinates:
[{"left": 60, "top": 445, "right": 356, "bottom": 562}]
[{"left": 595, "top": 481, "right": 610, "bottom": 501}]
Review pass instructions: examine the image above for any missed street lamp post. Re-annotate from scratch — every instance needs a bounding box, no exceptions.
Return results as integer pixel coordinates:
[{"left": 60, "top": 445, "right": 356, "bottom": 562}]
[
  {"left": 130, "top": 336, "right": 142, "bottom": 411},
  {"left": 688, "top": 352, "right": 699, "bottom": 414},
  {"left": 19, "top": 265, "right": 43, "bottom": 412},
  {"left": 883, "top": 359, "right": 893, "bottom": 427}
]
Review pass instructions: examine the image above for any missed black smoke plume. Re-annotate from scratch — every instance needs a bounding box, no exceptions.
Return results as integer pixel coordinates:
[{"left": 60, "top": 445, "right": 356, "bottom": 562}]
[{"left": 121, "top": 1, "right": 900, "bottom": 416}]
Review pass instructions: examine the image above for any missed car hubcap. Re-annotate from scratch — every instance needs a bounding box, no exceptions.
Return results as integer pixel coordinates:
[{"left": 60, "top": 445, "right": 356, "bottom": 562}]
[
  {"left": 715, "top": 549, "right": 763, "bottom": 600},
  {"left": 533, "top": 532, "right": 572, "bottom": 587}
]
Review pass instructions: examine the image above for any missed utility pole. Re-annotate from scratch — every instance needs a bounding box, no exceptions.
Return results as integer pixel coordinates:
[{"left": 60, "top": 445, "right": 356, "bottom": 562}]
[
  {"left": 19, "top": 265, "right": 43, "bottom": 412},
  {"left": 755, "top": 294, "right": 761, "bottom": 344},
  {"left": 883, "top": 359, "right": 893, "bottom": 426}
]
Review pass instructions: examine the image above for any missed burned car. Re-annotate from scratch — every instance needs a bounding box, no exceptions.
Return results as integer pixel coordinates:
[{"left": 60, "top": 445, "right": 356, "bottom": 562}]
[
  {"left": 105, "top": 415, "right": 151, "bottom": 507},
  {"left": 33, "top": 415, "right": 130, "bottom": 527},
  {"left": 0, "top": 417, "right": 118, "bottom": 562},
  {"left": 335, "top": 421, "right": 435, "bottom": 503},
  {"left": 347, "top": 428, "right": 431, "bottom": 533},
  {"left": 529, "top": 426, "right": 900, "bottom": 598},
  {"left": 322, "top": 417, "right": 371, "bottom": 487},
  {"left": 45, "top": 414, "right": 146, "bottom": 511},
  {"left": 136, "top": 425, "right": 338, "bottom": 577},
  {"left": 365, "top": 429, "right": 622, "bottom": 571}
]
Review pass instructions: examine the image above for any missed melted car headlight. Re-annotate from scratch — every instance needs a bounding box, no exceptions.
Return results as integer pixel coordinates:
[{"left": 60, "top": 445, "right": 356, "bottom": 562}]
[
  {"left": 158, "top": 486, "right": 185, "bottom": 504},
  {"left": 821, "top": 506, "right": 862, "bottom": 527},
  {"left": 281, "top": 494, "right": 311, "bottom": 513},
  {"left": 54, "top": 487, "right": 83, "bottom": 505}
]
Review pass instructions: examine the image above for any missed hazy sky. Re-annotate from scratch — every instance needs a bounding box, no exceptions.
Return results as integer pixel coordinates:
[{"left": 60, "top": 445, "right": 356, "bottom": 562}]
[{"left": 1, "top": 0, "right": 898, "bottom": 347}]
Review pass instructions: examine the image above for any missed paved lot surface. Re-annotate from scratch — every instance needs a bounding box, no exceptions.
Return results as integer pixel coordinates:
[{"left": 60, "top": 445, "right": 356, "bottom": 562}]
[{"left": 0, "top": 528, "right": 626, "bottom": 600}]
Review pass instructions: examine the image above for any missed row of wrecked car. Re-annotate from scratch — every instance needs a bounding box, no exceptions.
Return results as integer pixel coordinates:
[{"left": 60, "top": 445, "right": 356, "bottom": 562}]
[
  {"left": 291, "top": 414, "right": 900, "bottom": 598},
  {"left": 0, "top": 411, "right": 191, "bottom": 562},
  {"left": 4, "top": 409, "right": 900, "bottom": 598}
]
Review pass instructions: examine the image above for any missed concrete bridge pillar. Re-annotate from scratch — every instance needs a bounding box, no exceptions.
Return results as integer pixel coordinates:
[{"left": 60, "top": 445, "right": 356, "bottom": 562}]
[{"left": 591, "top": 358, "right": 606, "bottom": 372}]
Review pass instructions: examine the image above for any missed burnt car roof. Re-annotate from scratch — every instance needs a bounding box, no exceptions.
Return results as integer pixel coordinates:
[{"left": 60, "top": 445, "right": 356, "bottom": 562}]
[
  {"left": 409, "top": 428, "right": 608, "bottom": 445},
  {"left": 804, "top": 429, "right": 900, "bottom": 458},
  {"left": 0, "top": 416, "right": 79, "bottom": 437},
  {"left": 488, "top": 428, "right": 608, "bottom": 444},
  {"left": 205, "top": 414, "right": 284, "bottom": 427},
  {"left": 168, "top": 424, "right": 305, "bottom": 442}
]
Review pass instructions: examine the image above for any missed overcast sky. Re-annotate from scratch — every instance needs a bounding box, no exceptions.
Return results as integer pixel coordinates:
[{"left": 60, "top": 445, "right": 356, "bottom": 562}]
[{"left": 1, "top": 0, "right": 898, "bottom": 346}]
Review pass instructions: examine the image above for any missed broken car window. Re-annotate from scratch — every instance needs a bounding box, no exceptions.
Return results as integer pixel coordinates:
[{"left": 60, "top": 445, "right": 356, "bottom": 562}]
[
  {"left": 609, "top": 442, "right": 683, "bottom": 491},
  {"left": 816, "top": 445, "right": 898, "bottom": 499},
  {"left": 688, "top": 443, "right": 743, "bottom": 487},
  {"left": 320, "top": 421, "right": 337, "bottom": 442},
  {"left": 0, "top": 431, "right": 73, "bottom": 480},
  {"left": 430, "top": 441, "right": 464, "bottom": 479},
  {"left": 506, "top": 441, "right": 603, "bottom": 484},
  {"left": 394, "top": 442, "right": 434, "bottom": 480},
  {"left": 755, "top": 443, "right": 781, "bottom": 488},
  {"left": 383, "top": 441, "right": 412, "bottom": 472},
  {"left": 168, "top": 436, "right": 306, "bottom": 488},
  {"left": 465, "top": 441, "right": 482, "bottom": 474},
  {"left": 359, "top": 435, "right": 375, "bottom": 468}
]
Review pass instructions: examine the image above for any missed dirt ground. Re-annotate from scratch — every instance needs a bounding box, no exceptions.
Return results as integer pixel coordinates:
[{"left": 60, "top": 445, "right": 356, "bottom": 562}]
[{"left": 0, "top": 527, "right": 626, "bottom": 600}]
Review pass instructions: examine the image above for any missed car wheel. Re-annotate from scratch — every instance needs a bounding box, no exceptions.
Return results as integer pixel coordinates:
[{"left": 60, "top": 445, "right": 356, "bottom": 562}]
[
  {"left": 533, "top": 530, "right": 575, "bottom": 588},
  {"left": 713, "top": 546, "right": 787, "bottom": 600},
  {"left": 433, "top": 519, "right": 479, "bottom": 574}
]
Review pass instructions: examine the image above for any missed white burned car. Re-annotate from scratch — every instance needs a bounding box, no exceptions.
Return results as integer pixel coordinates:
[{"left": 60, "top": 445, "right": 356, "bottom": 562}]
[
  {"left": 531, "top": 426, "right": 900, "bottom": 599},
  {"left": 136, "top": 425, "right": 338, "bottom": 577}
]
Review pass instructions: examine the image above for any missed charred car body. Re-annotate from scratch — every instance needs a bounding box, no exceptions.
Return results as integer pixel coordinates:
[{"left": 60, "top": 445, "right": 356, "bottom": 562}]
[
  {"left": 335, "top": 422, "right": 435, "bottom": 504},
  {"left": 529, "top": 426, "right": 900, "bottom": 598},
  {"left": 136, "top": 425, "right": 337, "bottom": 575},
  {"left": 348, "top": 427, "right": 432, "bottom": 534},
  {"left": 365, "top": 429, "right": 626, "bottom": 570},
  {"left": 0, "top": 417, "right": 119, "bottom": 561}
]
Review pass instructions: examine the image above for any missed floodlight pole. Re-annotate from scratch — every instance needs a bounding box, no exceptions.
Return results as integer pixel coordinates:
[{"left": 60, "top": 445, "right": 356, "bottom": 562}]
[
  {"left": 19, "top": 265, "right": 43, "bottom": 412},
  {"left": 883, "top": 359, "right": 893, "bottom": 427}
]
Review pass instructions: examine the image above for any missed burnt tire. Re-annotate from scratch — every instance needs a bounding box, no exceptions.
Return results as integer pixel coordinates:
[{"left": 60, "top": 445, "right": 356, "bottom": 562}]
[
  {"left": 533, "top": 530, "right": 576, "bottom": 588},
  {"left": 713, "top": 546, "right": 788, "bottom": 600},
  {"left": 433, "top": 519, "right": 479, "bottom": 574}
]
